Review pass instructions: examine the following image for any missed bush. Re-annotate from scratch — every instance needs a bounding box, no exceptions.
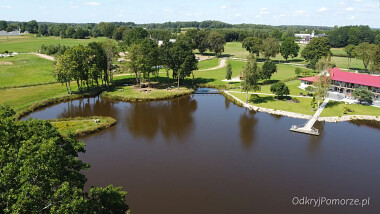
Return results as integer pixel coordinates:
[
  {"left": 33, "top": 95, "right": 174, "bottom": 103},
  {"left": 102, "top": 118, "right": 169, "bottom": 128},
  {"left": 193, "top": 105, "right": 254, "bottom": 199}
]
[
  {"left": 270, "top": 82, "right": 290, "bottom": 98},
  {"left": 295, "top": 67, "right": 302, "bottom": 77},
  {"left": 40, "top": 44, "right": 69, "bottom": 56}
]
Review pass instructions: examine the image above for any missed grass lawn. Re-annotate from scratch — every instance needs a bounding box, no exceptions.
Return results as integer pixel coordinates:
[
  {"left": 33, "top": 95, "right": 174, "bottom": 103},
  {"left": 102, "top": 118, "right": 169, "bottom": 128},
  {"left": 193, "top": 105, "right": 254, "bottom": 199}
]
[
  {"left": 0, "top": 54, "right": 55, "bottom": 88},
  {"left": 320, "top": 101, "right": 380, "bottom": 117},
  {"left": 257, "top": 80, "right": 307, "bottom": 96},
  {"left": 198, "top": 58, "right": 219, "bottom": 70},
  {"left": 331, "top": 56, "right": 364, "bottom": 70},
  {"left": 50, "top": 116, "right": 117, "bottom": 137},
  {"left": 193, "top": 59, "right": 245, "bottom": 85},
  {"left": 331, "top": 48, "right": 347, "bottom": 57},
  {"left": 101, "top": 83, "right": 194, "bottom": 101},
  {"left": 0, "top": 83, "right": 77, "bottom": 113},
  {"left": 0, "top": 35, "right": 106, "bottom": 53},
  {"left": 229, "top": 92, "right": 315, "bottom": 115}
]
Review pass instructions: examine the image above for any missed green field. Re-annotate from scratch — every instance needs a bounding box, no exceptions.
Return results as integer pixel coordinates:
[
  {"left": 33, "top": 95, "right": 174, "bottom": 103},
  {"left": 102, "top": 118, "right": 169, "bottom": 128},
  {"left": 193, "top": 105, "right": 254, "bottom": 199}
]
[
  {"left": 229, "top": 92, "right": 315, "bottom": 115},
  {"left": 320, "top": 101, "right": 380, "bottom": 117},
  {"left": 198, "top": 58, "right": 219, "bottom": 70},
  {"left": 0, "top": 83, "right": 76, "bottom": 112},
  {"left": 0, "top": 35, "right": 106, "bottom": 53},
  {"left": 0, "top": 54, "right": 55, "bottom": 88}
]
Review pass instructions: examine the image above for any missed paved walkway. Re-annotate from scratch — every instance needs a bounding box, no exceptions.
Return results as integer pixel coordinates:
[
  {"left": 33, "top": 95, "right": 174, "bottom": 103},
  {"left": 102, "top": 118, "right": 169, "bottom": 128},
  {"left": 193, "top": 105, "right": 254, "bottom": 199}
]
[{"left": 198, "top": 58, "right": 227, "bottom": 71}]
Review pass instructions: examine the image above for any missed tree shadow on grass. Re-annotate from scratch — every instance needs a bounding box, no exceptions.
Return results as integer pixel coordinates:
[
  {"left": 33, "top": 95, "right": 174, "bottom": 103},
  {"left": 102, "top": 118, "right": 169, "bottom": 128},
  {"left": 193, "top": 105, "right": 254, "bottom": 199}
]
[
  {"left": 324, "top": 101, "right": 341, "bottom": 109},
  {"left": 248, "top": 94, "right": 276, "bottom": 104}
]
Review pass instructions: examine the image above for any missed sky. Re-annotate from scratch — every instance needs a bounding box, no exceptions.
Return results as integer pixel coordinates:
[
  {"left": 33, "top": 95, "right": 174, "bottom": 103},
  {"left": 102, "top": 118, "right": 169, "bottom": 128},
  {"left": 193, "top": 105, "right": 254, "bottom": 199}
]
[{"left": 1, "top": 0, "right": 380, "bottom": 27}]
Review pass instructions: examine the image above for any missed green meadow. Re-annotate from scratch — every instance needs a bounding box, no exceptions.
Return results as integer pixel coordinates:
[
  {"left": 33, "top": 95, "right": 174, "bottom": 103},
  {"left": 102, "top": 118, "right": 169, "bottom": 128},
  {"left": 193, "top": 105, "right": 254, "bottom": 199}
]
[
  {"left": 0, "top": 54, "right": 55, "bottom": 88},
  {"left": 0, "top": 34, "right": 106, "bottom": 53}
]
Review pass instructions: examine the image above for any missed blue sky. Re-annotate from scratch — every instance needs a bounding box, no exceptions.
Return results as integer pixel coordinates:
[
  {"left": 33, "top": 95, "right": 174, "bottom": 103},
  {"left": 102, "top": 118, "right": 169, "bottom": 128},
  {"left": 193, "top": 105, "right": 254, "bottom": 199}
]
[{"left": 1, "top": 0, "right": 380, "bottom": 27}]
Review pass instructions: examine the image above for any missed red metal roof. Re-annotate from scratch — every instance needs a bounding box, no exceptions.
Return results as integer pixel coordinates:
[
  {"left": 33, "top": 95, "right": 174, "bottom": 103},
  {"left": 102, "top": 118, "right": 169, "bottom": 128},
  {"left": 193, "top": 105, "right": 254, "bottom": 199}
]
[{"left": 299, "top": 68, "right": 380, "bottom": 88}]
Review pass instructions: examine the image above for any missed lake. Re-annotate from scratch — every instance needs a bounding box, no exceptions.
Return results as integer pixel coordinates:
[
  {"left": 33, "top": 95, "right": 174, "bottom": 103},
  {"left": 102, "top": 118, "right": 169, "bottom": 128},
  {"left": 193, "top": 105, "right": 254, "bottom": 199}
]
[{"left": 24, "top": 94, "right": 380, "bottom": 214}]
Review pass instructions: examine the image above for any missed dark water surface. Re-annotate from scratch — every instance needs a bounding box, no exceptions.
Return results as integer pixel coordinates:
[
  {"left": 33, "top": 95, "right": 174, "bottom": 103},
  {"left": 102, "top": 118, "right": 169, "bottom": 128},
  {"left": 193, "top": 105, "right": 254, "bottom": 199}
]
[{"left": 25, "top": 94, "right": 380, "bottom": 214}]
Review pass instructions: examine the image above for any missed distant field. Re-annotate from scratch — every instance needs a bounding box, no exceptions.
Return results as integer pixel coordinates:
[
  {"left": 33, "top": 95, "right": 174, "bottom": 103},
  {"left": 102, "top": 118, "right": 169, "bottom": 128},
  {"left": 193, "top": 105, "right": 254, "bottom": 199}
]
[
  {"left": 0, "top": 54, "right": 55, "bottom": 88},
  {"left": 331, "top": 48, "right": 347, "bottom": 57},
  {"left": 0, "top": 34, "right": 106, "bottom": 53},
  {"left": 331, "top": 56, "right": 365, "bottom": 70}
]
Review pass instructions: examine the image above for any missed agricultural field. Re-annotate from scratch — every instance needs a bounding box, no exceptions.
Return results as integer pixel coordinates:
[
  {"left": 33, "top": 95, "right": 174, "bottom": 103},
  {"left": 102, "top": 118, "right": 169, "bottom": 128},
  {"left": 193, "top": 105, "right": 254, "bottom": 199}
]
[
  {"left": 0, "top": 34, "right": 106, "bottom": 53},
  {"left": 0, "top": 54, "right": 55, "bottom": 88}
]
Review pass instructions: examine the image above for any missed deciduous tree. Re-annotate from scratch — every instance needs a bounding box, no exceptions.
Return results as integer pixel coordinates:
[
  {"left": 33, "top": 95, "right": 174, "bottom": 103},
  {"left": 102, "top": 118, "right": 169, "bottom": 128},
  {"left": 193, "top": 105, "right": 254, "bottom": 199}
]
[
  {"left": 241, "top": 54, "right": 262, "bottom": 103},
  {"left": 280, "top": 37, "right": 300, "bottom": 62}
]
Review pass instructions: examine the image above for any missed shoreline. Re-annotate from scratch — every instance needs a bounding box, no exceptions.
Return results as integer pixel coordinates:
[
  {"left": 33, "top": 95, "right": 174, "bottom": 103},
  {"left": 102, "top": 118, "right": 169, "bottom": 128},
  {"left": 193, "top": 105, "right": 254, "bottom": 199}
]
[{"left": 222, "top": 91, "right": 380, "bottom": 123}]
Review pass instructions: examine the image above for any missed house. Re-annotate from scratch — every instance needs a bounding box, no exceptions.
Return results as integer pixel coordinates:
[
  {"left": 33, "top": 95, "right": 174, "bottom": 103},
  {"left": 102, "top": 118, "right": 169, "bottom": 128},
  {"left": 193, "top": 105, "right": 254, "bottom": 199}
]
[
  {"left": 299, "top": 67, "right": 380, "bottom": 102},
  {"left": 294, "top": 30, "right": 327, "bottom": 44}
]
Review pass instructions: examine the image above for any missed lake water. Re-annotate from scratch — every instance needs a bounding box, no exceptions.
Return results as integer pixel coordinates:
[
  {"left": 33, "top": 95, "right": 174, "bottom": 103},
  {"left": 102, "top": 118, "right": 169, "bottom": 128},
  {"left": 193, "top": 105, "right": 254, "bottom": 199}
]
[{"left": 24, "top": 94, "right": 380, "bottom": 214}]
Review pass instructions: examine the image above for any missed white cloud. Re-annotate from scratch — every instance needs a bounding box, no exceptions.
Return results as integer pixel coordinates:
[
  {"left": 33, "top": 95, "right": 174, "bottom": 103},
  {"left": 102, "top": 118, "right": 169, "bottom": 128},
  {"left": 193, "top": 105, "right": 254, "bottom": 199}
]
[
  {"left": 280, "top": 13, "right": 286, "bottom": 17},
  {"left": 259, "top": 8, "right": 270, "bottom": 15},
  {"left": 318, "top": 7, "right": 327, "bottom": 12},
  {"left": 293, "top": 10, "right": 306, "bottom": 16},
  {"left": 235, "top": 13, "right": 241, "bottom": 17},
  {"left": 346, "top": 7, "right": 355, "bottom": 11},
  {"left": 84, "top": 2, "right": 101, "bottom": 6},
  {"left": 349, "top": 15, "right": 356, "bottom": 20},
  {"left": 220, "top": 5, "right": 227, "bottom": 9},
  {"left": 0, "top": 5, "right": 11, "bottom": 9},
  {"left": 353, "top": 0, "right": 362, "bottom": 2}
]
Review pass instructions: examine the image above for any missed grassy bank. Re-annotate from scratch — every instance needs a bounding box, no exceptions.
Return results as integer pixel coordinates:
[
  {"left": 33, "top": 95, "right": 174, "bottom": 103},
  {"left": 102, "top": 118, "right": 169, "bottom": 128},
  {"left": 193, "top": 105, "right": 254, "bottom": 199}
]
[
  {"left": 101, "top": 84, "right": 194, "bottom": 102},
  {"left": 0, "top": 54, "right": 55, "bottom": 88},
  {"left": 320, "top": 101, "right": 380, "bottom": 117},
  {"left": 228, "top": 91, "right": 315, "bottom": 115},
  {"left": 50, "top": 116, "right": 117, "bottom": 137}
]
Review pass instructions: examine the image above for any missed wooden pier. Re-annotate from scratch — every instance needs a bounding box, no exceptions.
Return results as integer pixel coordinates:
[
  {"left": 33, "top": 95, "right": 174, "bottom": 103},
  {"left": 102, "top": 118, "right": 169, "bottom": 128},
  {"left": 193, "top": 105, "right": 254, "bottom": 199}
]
[{"left": 290, "top": 98, "right": 330, "bottom": 136}]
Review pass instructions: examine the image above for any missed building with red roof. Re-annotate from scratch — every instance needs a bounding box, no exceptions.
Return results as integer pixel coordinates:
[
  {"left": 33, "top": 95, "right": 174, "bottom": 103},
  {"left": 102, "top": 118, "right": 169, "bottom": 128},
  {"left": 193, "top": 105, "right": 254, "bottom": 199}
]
[{"left": 299, "top": 68, "right": 380, "bottom": 101}]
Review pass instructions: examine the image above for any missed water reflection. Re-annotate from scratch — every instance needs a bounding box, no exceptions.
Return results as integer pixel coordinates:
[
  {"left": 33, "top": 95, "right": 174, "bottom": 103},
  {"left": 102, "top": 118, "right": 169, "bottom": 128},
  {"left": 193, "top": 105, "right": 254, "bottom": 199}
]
[
  {"left": 125, "top": 96, "right": 197, "bottom": 140},
  {"left": 350, "top": 120, "right": 380, "bottom": 131},
  {"left": 59, "top": 97, "right": 119, "bottom": 119},
  {"left": 239, "top": 109, "right": 258, "bottom": 148},
  {"left": 307, "top": 121, "right": 325, "bottom": 155},
  {"left": 224, "top": 97, "right": 230, "bottom": 109}
]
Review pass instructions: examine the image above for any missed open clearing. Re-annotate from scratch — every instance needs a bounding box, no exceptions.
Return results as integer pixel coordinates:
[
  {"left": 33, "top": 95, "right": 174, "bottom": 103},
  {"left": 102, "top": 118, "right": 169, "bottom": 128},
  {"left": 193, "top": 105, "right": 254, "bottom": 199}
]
[
  {"left": 0, "top": 54, "right": 55, "bottom": 88},
  {"left": 0, "top": 34, "right": 106, "bottom": 53}
]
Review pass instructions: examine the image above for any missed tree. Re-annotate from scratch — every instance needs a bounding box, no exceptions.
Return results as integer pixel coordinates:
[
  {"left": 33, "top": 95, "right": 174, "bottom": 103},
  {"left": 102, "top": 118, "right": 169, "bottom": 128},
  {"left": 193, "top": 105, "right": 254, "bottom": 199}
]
[
  {"left": 123, "top": 27, "right": 148, "bottom": 46},
  {"left": 25, "top": 20, "right": 38, "bottom": 33},
  {"left": 313, "top": 73, "right": 330, "bottom": 108},
  {"left": 242, "top": 37, "right": 263, "bottom": 56},
  {"left": 113, "top": 26, "right": 126, "bottom": 41},
  {"left": 38, "top": 24, "right": 48, "bottom": 36},
  {"left": 53, "top": 52, "right": 73, "bottom": 94},
  {"left": 270, "top": 82, "right": 290, "bottom": 98},
  {"left": 295, "top": 67, "right": 302, "bottom": 77},
  {"left": 207, "top": 31, "right": 226, "bottom": 57},
  {"left": 0, "top": 20, "right": 7, "bottom": 31},
  {"left": 126, "top": 43, "right": 144, "bottom": 85},
  {"left": 0, "top": 105, "right": 129, "bottom": 213},
  {"left": 261, "top": 60, "right": 277, "bottom": 80},
  {"left": 344, "top": 44, "right": 356, "bottom": 71},
  {"left": 97, "top": 22, "right": 116, "bottom": 38},
  {"left": 370, "top": 44, "right": 380, "bottom": 74},
  {"left": 301, "top": 37, "right": 331, "bottom": 68},
  {"left": 87, "top": 42, "right": 108, "bottom": 87},
  {"left": 102, "top": 39, "right": 118, "bottom": 85},
  {"left": 241, "top": 54, "right": 262, "bottom": 103},
  {"left": 74, "top": 27, "right": 89, "bottom": 39},
  {"left": 195, "top": 30, "right": 209, "bottom": 54},
  {"left": 225, "top": 62, "right": 232, "bottom": 80},
  {"left": 280, "top": 37, "right": 300, "bottom": 62},
  {"left": 354, "top": 42, "right": 375, "bottom": 72},
  {"left": 352, "top": 87, "right": 373, "bottom": 104},
  {"left": 261, "top": 38, "right": 280, "bottom": 59}
]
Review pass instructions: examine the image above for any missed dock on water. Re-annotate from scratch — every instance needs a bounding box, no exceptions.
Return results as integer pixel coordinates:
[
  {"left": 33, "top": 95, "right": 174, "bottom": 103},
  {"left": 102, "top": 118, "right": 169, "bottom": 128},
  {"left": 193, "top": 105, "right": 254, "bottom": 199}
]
[{"left": 290, "top": 98, "right": 330, "bottom": 136}]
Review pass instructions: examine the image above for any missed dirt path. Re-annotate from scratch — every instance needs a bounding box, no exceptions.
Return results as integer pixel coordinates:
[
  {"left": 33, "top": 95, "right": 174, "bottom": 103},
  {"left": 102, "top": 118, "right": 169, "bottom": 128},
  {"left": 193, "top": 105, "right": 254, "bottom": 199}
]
[
  {"left": 34, "top": 53, "right": 55, "bottom": 61},
  {"left": 198, "top": 58, "right": 227, "bottom": 71}
]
